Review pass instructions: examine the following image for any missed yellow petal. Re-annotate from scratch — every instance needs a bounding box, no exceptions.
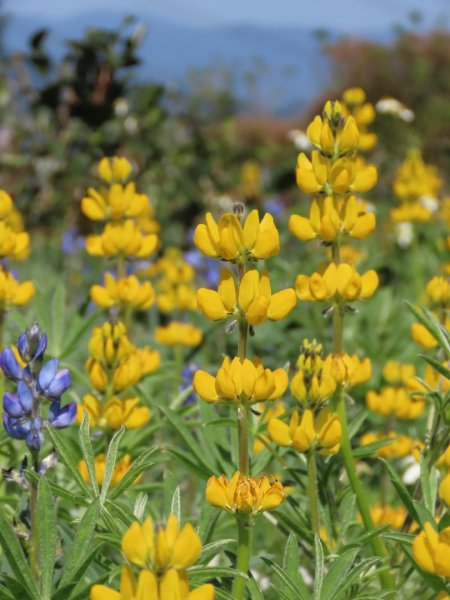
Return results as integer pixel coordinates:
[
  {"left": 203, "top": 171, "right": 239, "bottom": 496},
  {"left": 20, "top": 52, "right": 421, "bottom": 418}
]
[
  {"left": 193, "top": 371, "right": 218, "bottom": 403},
  {"left": 289, "top": 214, "right": 317, "bottom": 241},
  {"left": 360, "top": 270, "right": 379, "bottom": 299},
  {"left": 196, "top": 289, "right": 227, "bottom": 320},
  {"left": 268, "top": 418, "right": 292, "bottom": 446},
  {"left": 267, "top": 289, "right": 296, "bottom": 320}
]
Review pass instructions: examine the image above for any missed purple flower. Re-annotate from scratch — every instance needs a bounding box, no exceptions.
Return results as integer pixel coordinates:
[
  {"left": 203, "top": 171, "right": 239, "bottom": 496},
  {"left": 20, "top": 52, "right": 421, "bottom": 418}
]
[
  {"left": 37, "top": 359, "right": 71, "bottom": 399},
  {"left": 180, "top": 363, "right": 199, "bottom": 406},
  {"left": 0, "top": 347, "right": 24, "bottom": 381},
  {"left": 3, "top": 383, "right": 33, "bottom": 417},
  {"left": 48, "top": 401, "right": 77, "bottom": 428},
  {"left": 3, "top": 414, "right": 31, "bottom": 440},
  {"left": 26, "top": 418, "right": 44, "bottom": 450},
  {"left": 17, "top": 322, "right": 47, "bottom": 364}
]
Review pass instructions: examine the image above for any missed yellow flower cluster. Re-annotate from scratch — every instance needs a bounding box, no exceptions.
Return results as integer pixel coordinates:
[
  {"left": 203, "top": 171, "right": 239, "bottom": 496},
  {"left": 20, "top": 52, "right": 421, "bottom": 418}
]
[
  {"left": 206, "top": 471, "right": 285, "bottom": 514},
  {"left": 91, "top": 273, "right": 155, "bottom": 311},
  {"left": 411, "top": 275, "right": 450, "bottom": 349},
  {"left": 91, "top": 514, "right": 214, "bottom": 599},
  {"left": 197, "top": 268, "right": 296, "bottom": 325},
  {"left": 290, "top": 340, "right": 336, "bottom": 406},
  {"left": 360, "top": 432, "right": 423, "bottom": 460},
  {"left": 269, "top": 408, "right": 341, "bottom": 455},
  {"left": 193, "top": 356, "right": 288, "bottom": 405},
  {"left": 391, "top": 150, "right": 442, "bottom": 223},
  {"left": 155, "top": 322, "right": 203, "bottom": 347},
  {"left": 366, "top": 360, "right": 425, "bottom": 420},
  {"left": 0, "top": 190, "right": 34, "bottom": 308},
  {"left": 413, "top": 522, "right": 450, "bottom": 578},
  {"left": 79, "top": 454, "right": 137, "bottom": 487},
  {"left": 369, "top": 504, "right": 408, "bottom": 530},
  {"left": 240, "top": 160, "right": 262, "bottom": 199}
]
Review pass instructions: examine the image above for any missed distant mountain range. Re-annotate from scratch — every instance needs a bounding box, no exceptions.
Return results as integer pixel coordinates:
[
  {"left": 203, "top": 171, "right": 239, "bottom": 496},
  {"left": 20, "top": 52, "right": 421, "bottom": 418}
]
[{"left": 3, "top": 10, "right": 396, "bottom": 115}]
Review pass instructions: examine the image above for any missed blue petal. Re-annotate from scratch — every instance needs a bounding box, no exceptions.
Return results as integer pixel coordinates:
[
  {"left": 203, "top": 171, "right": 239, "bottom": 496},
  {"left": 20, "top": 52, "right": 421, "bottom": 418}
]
[
  {"left": 17, "top": 382, "right": 33, "bottom": 412},
  {"left": 46, "top": 369, "right": 71, "bottom": 398},
  {"left": 3, "top": 414, "right": 30, "bottom": 440},
  {"left": 0, "top": 348, "right": 23, "bottom": 381},
  {"left": 48, "top": 401, "right": 76, "bottom": 428},
  {"left": 26, "top": 428, "right": 44, "bottom": 450},
  {"left": 3, "top": 392, "right": 23, "bottom": 418},
  {"left": 37, "top": 358, "right": 59, "bottom": 392}
]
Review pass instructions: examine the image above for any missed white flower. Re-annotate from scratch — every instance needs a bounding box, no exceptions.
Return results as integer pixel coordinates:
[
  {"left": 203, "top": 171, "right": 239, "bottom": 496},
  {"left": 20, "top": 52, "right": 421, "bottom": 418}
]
[
  {"left": 419, "top": 195, "right": 439, "bottom": 213},
  {"left": 287, "top": 129, "right": 311, "bottom": 151},
  {"left": 395, "top": 222, "right": 414, "bottom": 249},
  {"left": 376, "top": 97, "right": 415, "bottom": 122}
]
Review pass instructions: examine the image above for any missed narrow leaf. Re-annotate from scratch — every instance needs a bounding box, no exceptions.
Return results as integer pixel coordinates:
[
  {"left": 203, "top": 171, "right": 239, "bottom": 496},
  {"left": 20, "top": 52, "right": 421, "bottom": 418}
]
[
  {"left": 38, "top": 476, "right": 57, "bottom": 599},
  {"left": 100, "top": 427, "right": 125, "bottom": 503},
  {"left": 79, "top": 412, "right": 99, "bottom": 497}
]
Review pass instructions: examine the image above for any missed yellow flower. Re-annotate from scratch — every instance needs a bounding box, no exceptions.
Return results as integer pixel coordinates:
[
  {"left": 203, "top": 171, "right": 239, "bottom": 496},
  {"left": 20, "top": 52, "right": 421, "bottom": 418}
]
[
  {"left": 206, "top": 471, "right": 285, "bottom": 514},
  {"left": 296, "top": 262, "right": 378, "bottom": 303},
  {"left": 323, "top": 352, "right": 371, "bottom": 388},
  {"left": 393, "top": 150, "right": 442, "bottom": 203},
  {"left": 0, "top": 268, "right": 34, "bottom": 306},
  {"left": 289, "top": 195, "right": 376, "bottom": 242},
  {"left": 86, "top": 220, "right": 158, "bottom": 258},
  {"left": 78, "top": 454, "right": 136, "bottom": 486},
  {"left": 194, "top": 209, "right": 279, "bottom": 262},
  {"left": 268, "top": 408, "right": 342, "bottom": 455},
  {"left": 91, "top": 566, "right": 215, "bottom": 600},
  {"left": 426, "top": 276, "right": 450, "bottom": 309},
  {"left": 369, "top": 505, "right": 408, "bottom": 530},
  {"left": 81, "top": 183, "right": 148, "bottom": 222},
  {"left": 253, "top": 402, "right": 286, "bottom": 454},
  {"left": 290, "top": 340, "right": 336, "bottom": 406},
  {"left": 296, "top": 151, "right": 377, "bottom": 196},
  {"left": 77, "top": 394, "right": 150, "bottom": 429},
  {"left": 121, "top": 514, "right": 202, "bottom": 573},
  {"left": 341, "top": 88, "right": 377, "bottom": 151},
  {"left": 155, "top": 322, "right": 203, "bottom": 347},
  {"left": 241, "top": 160, "right": 262, "bottom": 198},
  {"left": 413, "top": 522, "right": 450, "bottom": 577},
  {"left": 306, "top": 114, "right": 359, "bottom": 155},
  {"left": 342, "top": 87, "right": 367, "bottom": 107},
  {"left": 91, "top": 273, "right": 155, "bottom": 310},
  {"left": 156, "top": 280, "right": 197, "bottom": 313},
  {"left": 0, "top": 222, "right": 30, "bottom": 260},
  {"left": 366, "top": 387, "right": 424, "bottom": 420},
  {"left": 197, "top": 268, "right": 296, "bottom": 325},
  {"left": 411, "top": 322, "right": 438, "bottom": 349},
  {"left": 193, "top": 356, "right": 288, "bottom": 405},
  {"left": 88, "top": 322, "right": 133, "bottom": 365},
  {"left": 382, "top": 360, "right": 416, "bottom": 386},
  {"left": 439, "top": 473, "right": 450, "bottom": 506},
  {"left": 360, "top": 432, "right": 423, "bottom": 460},
  {"left": 133, "top": 346, "right": 161, "bottom": 375},
  {"left": 0, "top": 189, "right": 13, "bottom": 219},
  {"left": 97, "top": 156, "right": 133, "bottom": 183}
]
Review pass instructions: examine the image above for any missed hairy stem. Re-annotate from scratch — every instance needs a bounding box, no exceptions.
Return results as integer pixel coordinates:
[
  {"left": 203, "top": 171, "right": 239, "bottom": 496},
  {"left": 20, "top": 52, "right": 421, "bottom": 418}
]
[
  {"left": 307, "top": 451, "right": 320, "bottom": 535},
  {"left": 232, "top": 513, "right": 253, "bottom": 600}
]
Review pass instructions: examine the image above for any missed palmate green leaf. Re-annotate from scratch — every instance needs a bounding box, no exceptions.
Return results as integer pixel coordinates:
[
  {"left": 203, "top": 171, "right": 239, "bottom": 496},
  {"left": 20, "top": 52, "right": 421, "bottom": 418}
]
[
  {"left": 379, "top": 458, "right": 420, "bottom": 524},
  {"left": 58, "top": 498, "right": 100, "bottom": 588},
  {"left": 38, "top": 476, "right": 57, "bottom": 600},
  {"left": 79, "top": 412, "right": 99, "bottom": 497},
  {"left": 313, "top": 534, "right": 324, "bottom": 600},
  {"left": 320, "top": 548, "right": 360, "bottom": 600},
  {"left": 107, "top": 447, "right": 157, "bottom": 500},
  {"left": 159, "top": 404, "right": 217, "bottom": 475},
  {"left": 0, "top": 511, "right": 40, "bottom": 600},
  {"left": 45, "top": 424, "right": 90, "bottom": 496},
  {"left": 100, "top": 426, "right": 125, "bottom": 503}
]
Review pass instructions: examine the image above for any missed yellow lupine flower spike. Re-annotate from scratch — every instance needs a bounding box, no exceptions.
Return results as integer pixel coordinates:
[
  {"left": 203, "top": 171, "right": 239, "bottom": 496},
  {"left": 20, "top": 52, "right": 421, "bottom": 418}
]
[
  {"left": 155, "top": 322, "right": 203, "bottom": 347},
  {"left": 193, "top": 356, "right": 288, "bottom": 405},
  {"left": 206, "top": 471, "right": 285, "bottom": 514},
  {"left": 413, "top": 522, "right": 450, "bottom": 577},
  {"left": 194, "top": 209, "right": 279, "bottom": 262},
  {"left": 324, "top": 352, "right": 371, "bottom": 388},
  {"left": 78, "top": 454, "right": 136, "bottom": 487},
  {"left": 268, "top": 408, "right": 342, "bottom": 455},
  {"left": 0, "top": 222, "right": 30, "bottom": 260},
  {"left": 197, "top": 268, "right": 296, "bottom": 325},
  {"left": 76, "top": 394, "right": 150, "bottom": 430},
  {"left": 306, "top": 115, "right": 359, "bottom": 155},
  {"left": 296, "top": 262, "right": 378, "bottom": 303}
]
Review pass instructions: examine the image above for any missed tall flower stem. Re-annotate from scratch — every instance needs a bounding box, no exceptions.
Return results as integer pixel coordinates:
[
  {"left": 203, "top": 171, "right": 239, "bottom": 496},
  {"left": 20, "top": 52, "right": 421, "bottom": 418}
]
[
  {"left": 307, "top": 451, "right": 320, "bottom": 535},
  {"left": 332, "top": 246, "right": 394, "bottom": 591},
  {"left": 29, "top": 449, "right": 40, "bottom": 582},
  {"left": 232, "top": 261, "right": 253, "bottom": 600}
]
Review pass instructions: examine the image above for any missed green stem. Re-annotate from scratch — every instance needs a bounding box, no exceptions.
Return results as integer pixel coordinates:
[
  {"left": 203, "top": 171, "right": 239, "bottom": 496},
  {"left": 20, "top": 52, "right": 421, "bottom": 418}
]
[
  {"left": 29, "top": 449, "right": 40, "bottom": 583},
  {"left": 307, "top": 451, "right": 320, "bottom": 535},
  {"left": 232, "top": 513, "right": 253, "bottom": 600},
  {"left": 238, "top": 406, "right": 250, "bottom": 476}
]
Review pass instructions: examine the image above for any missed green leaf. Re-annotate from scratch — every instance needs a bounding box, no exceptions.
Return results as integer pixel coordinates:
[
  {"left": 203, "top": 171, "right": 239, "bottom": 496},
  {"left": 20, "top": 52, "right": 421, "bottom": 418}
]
[
  {"left": 171, "top": 485, "right": 181, "bottom": 522},
  {"left": 107, "top": 448, "right": 156, "bottom": 500},
  {"left": 281, "top": 533, "right": 310, "bottom": 599},
  {"left": 58, "top": 498, "right": 100, "bottom": 588},
  {"left": 353, "top": 438, "right": 397, "bottom": 459},
  {"left": 38, "top": 476, "right": 57, "bottom": 599},
  {"left": 133, "top": 492, "right": 148, "bottom": 520},
  {"left": 405, "top": 301, "right": 450, "bottom": 358},
  {"left": 45, "top": 424, "right": 90, "bottom": 495},
  {"left": 262, "top": 558, "right": 307, "bottom": 599},
  {"left": 421, "top": 354, "right": 450, "bottom": 381},
  {"left": 420, "top": 454, "right": 438, "bottom": 516},
  {"left": 79, "top": 412, "right": 99, "bottom": 497},
  {"left": 59, "top": 309, "right": 102, "bottom": 359},
  {"left": 100, "top": 426, "right": 125, "bottom": 503},
  {"left": 50, "top": 281, "right": 66, "bottom": 356},
  {"left": 200, "top": 539, "right": 236, "bottom": 564},
  {"left": 320, "top": 548, "right": 359, "bottom": 600},
  {"left": 165, "top": 445, "right": 212, "bottom": 479},
  {"left": 159, "top": 405, "right": 217, "bottom": 475},
  {"left": 246, "top": 578, "right": 265, "bottom": 600},
  {"left": 0, "top": 511, "right": 40, "bottom": 600},
  {"left": 313, "top": 534, "right": 324, "bottom": 600},
  {"left": 379, "top": 458, "right": 420, "bottom": 523}
]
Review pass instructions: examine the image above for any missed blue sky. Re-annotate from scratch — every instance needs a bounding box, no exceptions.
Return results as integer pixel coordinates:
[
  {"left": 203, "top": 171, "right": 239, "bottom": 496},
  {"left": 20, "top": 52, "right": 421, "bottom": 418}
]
[{"left": 6, "top": 0, "right": 450, "bottom": 30}]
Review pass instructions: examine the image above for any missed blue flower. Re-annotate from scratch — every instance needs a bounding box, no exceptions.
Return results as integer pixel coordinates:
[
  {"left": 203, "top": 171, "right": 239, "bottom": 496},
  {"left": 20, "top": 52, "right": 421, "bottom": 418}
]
[
  {"left": 17, "top": 322, "right": 47, "bottom": 364},
  {"left": 37, "top": 358, "right": 71, "bottom": 399},
  {"left": 3, "top": 382, "right": 33, "bottom": 417},
  {"left": 3, "top": 414, "right": 31, "bottom": 440},
  {"left": 0, "top": 347, "right": 24, "bottom": 381},
  {"left": 48, "top": 401, "right": 77, "bottom": 428}
]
